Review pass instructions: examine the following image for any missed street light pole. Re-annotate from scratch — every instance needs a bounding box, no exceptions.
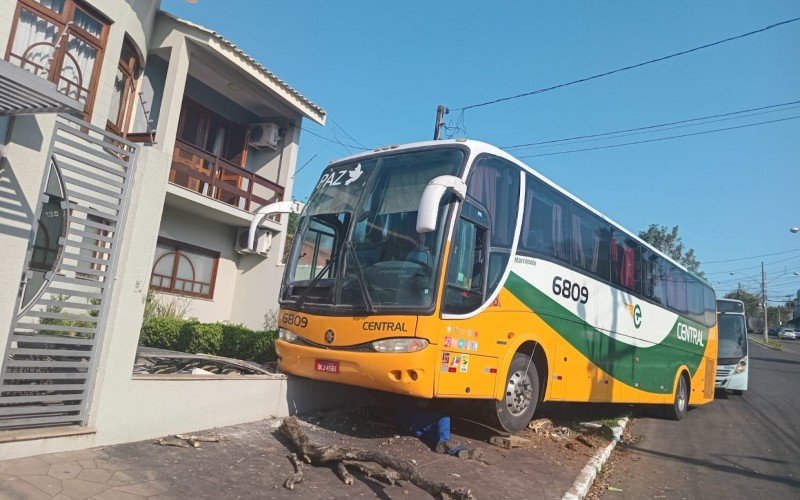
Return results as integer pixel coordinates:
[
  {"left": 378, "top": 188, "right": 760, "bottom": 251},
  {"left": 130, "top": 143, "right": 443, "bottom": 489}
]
[
  {"left": 433, "top": 105, "right": 448, "bottom": 140},
  {"left": 762, "top": 261, "right": 768, "bottom": 343}
]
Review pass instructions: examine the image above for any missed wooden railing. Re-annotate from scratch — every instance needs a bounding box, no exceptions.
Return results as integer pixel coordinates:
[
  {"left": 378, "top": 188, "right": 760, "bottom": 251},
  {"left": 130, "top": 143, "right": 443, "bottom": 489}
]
[{"left": 169, "top": 138, "right": 284, "bottom": 211}]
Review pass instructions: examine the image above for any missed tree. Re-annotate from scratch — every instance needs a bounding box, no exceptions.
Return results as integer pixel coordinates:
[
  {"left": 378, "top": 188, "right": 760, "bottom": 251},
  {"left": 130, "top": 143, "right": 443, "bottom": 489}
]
[
  {"left": 723, "top": 289, "right": 760, "bottom": 319},
  {"left": 638, "top": 224, "right": 703, "bottom": 276},
  {"left": 282, "top": 211, "right": 301, "bottom": 263}
]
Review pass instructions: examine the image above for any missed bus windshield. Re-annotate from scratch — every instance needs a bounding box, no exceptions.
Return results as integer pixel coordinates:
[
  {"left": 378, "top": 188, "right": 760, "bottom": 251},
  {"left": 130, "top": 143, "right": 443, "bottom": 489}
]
[
  {"left": 717, "top": 313, "right": 747, "bottom": 359},
  {"left": 283, "top": 147, "right": 465, "bottom": 310}
]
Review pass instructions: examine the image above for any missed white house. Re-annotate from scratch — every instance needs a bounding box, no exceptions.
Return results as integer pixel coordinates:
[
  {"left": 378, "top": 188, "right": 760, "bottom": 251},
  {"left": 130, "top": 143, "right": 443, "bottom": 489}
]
[{"left": 0, "top": 0, "right": 352, "bottom": 460}]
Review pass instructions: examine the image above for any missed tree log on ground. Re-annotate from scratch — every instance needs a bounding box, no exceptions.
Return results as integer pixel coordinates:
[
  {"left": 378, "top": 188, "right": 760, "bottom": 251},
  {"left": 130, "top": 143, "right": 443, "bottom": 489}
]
[{"left": 279, "top": 416, "right": 475, "bottom": 500}]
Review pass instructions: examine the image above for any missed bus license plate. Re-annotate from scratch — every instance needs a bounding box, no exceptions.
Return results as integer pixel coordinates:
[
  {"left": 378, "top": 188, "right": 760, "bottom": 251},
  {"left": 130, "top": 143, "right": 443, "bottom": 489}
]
[{"left": 315, "top": 359, "right": 339, "bottom": 374}]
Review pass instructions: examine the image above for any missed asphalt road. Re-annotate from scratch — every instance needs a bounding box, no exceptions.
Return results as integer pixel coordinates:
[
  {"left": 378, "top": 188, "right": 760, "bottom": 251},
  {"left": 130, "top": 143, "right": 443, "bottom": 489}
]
[{"left": 601, "top": 341, "right": 800, "bottom": 498}]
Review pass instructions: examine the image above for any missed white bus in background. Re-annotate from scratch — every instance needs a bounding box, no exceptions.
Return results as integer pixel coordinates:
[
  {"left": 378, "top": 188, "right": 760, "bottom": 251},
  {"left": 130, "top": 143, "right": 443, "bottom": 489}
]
[{"left": 715, "top": 299, "right": 748, "bottom": 395}]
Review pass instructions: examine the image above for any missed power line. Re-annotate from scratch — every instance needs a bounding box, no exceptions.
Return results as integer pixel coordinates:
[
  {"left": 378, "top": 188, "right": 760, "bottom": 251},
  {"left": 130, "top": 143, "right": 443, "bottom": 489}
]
[
  {"left": 292, "top": 154, "right": 318, "bottom": 179},
  {"left": 515, "top": 114, "right": 800, "bottom": 158},
  {"left": 502, "top": 99, "right": 800, "bottom": 151},
  {"left": 296, "top": 125, "right": 369, "bottom": 151},
  {"left": 705, "top": 254, "right": 800, "bottom": 275},
  {"left": 704, "top": 248, "right": 800, "bottom": 264},
  {"left": 456, "top": 15, "right": 800, "bottom": 111},
  {"left": 329, "top": 118, "right": 369, "bottom": 150},
  {"left": 329, "top": 123, "right": 352, "bottom": 154}
]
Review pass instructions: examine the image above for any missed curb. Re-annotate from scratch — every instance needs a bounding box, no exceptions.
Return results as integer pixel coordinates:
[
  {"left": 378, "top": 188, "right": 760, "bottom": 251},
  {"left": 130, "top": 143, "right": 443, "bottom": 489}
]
[
  {"left": 562, "top": 416, "right": 629, "bottom": 500},
  {"left": 747, "top": 335, "right": 781, "bottom": 350}
]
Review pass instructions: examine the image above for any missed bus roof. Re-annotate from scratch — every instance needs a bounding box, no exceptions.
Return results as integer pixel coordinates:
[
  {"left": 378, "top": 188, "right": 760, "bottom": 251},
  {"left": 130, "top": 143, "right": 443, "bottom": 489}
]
[{"left": 328, "top": 138, "right": 712, "bottom": 288}]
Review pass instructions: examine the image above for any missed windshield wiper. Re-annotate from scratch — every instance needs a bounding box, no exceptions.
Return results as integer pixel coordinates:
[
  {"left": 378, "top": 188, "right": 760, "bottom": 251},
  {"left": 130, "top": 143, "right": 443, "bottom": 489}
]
[
  {"left": 295, "top": 245, "right": 342, "bottom": 307},
  {"left": 345, "top": 241, "right": 375, "bottom": 313}
]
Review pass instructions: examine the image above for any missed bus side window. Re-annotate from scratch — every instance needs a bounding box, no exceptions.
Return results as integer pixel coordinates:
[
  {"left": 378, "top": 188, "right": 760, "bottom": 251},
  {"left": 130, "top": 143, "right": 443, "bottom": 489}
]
[
  {"left": 520, "top": 175, "right": 570, "bottom": 262},
  {"left": 468, "top": 157, "right": 520, "bottom": 294},
  {"left": 666, "top": 264, "right": 688, "bottom": 314},
  {"left": 687, "top": 278, "right": 705, "bottom": 325},
  {"left": 610, "top": 231, "right": 641, "bottom": 293},
  {"left": 570, "top": 205, "right": 610, "bottom": 280},
  {"left": 444, "top": 216, "right": 487, "bottom": 314},
  {"left": 703, "top": 286, "right": 716, "bottom": 326}
]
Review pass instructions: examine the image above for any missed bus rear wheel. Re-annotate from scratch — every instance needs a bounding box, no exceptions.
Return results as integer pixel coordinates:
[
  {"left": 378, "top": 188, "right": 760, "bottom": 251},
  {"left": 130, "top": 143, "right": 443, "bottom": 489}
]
[
  {"left": 489, "top": 352, "right": 539, "bottom": 433},
  {"left": 660, "top": 372, "right": 689, "bottom": 421}
]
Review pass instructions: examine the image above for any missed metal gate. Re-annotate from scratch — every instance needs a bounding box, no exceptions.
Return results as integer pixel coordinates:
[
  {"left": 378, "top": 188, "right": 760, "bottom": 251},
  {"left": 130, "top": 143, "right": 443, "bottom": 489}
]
[{"left": 0, "top": 113, "right": 137, "bottom": 430}]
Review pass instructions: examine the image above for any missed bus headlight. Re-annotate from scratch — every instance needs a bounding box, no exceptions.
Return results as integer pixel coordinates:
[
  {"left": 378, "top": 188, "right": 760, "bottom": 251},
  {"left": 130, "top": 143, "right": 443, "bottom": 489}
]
[
  {"left": 371, "top": 338, "right": 429, "bottom": 353},
  {"left": 735, "top": 358, "right": 747, "bottom": 373},
  {"left": 279, "top": 328, "right": 299, "bottom": 343}
]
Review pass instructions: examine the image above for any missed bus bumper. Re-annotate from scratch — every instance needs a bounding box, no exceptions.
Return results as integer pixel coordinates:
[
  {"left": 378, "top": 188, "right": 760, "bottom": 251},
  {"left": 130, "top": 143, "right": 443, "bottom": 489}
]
[
  {"left": 715, "top": 364, "right": 748, "bottom": 391},
  {"left": 276, "top": 339, "right": 436, "bottom": 398}
]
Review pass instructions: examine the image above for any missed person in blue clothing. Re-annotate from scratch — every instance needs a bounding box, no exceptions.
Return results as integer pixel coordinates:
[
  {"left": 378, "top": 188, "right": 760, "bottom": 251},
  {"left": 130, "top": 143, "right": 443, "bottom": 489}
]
[{"left": 392, "top": 404, "right": 482, "bottom": 460}]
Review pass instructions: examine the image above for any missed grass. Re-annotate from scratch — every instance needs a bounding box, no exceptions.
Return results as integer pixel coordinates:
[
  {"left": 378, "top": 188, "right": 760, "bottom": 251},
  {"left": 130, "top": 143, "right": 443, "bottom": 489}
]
[
  {"left": 748, "top": 334, "right": 783, "bottom": 350},
  {"left": 596, "top": 417, "right": 625, "bottom": 430},
  {"left": 765, "top": 339, "right": 783, "bottom": 350}
]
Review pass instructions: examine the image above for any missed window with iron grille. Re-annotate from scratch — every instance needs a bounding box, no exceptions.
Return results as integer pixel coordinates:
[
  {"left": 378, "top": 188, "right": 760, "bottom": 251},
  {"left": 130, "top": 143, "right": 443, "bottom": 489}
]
[
  {"left": 5, "top": 0, "right": 109, "bottom": 117},
  {"left": 150, "top": 237, "right": 219, "bottom": 299}
]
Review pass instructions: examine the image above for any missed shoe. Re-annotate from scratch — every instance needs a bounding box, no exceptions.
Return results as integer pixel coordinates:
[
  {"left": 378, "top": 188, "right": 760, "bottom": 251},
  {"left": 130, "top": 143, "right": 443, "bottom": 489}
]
[
  {"left": 456, "top": 448, "right": 483, "bottom": 460},
  {"left": 435, "top": 440, "right": 461, "bottom": 454}
]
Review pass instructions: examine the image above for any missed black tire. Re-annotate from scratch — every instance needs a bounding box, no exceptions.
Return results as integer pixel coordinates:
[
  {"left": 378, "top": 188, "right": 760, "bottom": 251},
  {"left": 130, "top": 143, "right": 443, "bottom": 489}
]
[
  {"left": 488, "top": 352, "right": 539, "bottom": 433},
  {"left": 660, "top": 373, "right": 689, "bottom": 421},
  {"left": 731, "top": 389, "right": 744, "bottom": 396}
]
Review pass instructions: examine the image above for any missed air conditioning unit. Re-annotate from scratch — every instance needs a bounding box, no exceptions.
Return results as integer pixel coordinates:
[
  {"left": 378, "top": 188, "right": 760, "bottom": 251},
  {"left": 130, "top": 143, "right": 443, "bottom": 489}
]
[
  {"left": 248, "top": 123, "right": 280, "bottom": 150},
  {"left": 235, "top": 227, "right": 272, "bottom": 257}
]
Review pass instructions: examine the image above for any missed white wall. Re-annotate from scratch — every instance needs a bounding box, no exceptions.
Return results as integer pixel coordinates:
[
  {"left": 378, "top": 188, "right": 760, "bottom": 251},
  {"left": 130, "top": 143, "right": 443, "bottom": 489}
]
[
  {"left": 0, "top": 114, "right": 56, "bottom": 363},
  {"left": 154, "top": 205, "right": 240, "bottom": 323}
]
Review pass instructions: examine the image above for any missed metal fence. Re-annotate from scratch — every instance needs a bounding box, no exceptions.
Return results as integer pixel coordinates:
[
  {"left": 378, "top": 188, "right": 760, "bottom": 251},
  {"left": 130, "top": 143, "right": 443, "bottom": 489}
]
[{"left": 0, "top": 113, "right": 137, "bottom": 430}]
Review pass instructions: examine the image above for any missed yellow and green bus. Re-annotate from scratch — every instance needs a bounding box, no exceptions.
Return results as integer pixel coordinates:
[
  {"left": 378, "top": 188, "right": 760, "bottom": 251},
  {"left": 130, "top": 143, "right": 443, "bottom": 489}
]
[{"left": 276, "top": 140, "right": 718, "bottom": 432}]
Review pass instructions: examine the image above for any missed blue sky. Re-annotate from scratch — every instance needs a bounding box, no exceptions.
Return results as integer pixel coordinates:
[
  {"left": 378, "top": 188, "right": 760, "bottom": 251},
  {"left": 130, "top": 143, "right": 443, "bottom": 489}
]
[{"left": 163, "top": 0, "right": 800, "bottom": 300}]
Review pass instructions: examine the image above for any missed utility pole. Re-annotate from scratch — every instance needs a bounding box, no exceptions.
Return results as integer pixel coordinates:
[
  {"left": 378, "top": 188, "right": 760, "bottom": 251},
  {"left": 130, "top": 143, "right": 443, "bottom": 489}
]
[
  {"left": 762, "top": 261, "right": 768, "bottom": 343},
  {"left": 737, "top": 282, "right": 741, "bottom": 300},
  {"left": 433, "top": 105, "right": 448, "bottom": 140}
]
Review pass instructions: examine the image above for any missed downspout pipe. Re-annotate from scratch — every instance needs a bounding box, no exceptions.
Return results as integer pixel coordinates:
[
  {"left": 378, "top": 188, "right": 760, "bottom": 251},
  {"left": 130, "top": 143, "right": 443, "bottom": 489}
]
[{"left": 248, "top": 200, "right": 301, "bottom": 251}]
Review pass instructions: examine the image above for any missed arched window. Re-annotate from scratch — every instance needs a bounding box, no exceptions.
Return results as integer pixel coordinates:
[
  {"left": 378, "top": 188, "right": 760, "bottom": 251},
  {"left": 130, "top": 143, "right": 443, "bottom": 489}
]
[{"left": 150, "top": 238, "right": 220, "bottom": 299}]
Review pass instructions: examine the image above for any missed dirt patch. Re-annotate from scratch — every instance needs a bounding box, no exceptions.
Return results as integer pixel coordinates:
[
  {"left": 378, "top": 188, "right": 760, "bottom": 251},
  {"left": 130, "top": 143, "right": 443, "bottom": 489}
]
[
  {"left": 91, "top": 402, "right": 629, "bottom": 499},
  {"left": 586, "top": 418, "right": 642, "bottom": 499},
  {"left": 286, "top": 402, "right": 629, "bottom": 498}
]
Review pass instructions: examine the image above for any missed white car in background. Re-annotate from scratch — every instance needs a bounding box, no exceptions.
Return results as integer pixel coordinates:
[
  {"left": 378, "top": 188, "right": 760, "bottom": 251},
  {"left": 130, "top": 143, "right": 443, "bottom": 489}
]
[{"left": 777, "top": 328, "right": 797, "bottom": 340}]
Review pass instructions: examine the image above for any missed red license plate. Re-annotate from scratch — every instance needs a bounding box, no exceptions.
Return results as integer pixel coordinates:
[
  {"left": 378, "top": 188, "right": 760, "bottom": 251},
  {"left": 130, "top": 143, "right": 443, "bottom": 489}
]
[{"left": 314, "top": 359, "right": 340, "bottom": 374}]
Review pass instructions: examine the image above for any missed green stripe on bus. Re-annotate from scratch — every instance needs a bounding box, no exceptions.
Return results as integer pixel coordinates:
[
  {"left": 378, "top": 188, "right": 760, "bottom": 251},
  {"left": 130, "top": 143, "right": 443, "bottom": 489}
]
[{"left": 505, "top": 272, "right": 706, "bottom": 394}]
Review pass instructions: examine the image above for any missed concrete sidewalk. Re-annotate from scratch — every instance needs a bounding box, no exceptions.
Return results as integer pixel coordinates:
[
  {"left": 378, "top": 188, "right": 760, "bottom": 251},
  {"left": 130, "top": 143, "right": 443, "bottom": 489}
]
[{"left": 0, "top": 404, "right": 624, "bottom": 499}]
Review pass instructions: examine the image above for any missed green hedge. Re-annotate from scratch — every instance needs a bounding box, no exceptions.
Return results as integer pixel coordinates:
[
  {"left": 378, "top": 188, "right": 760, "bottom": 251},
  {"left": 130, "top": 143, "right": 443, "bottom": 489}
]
[
  {"left": 140, "top": 317, "right": 187, "bottom": 350},
  {"left": 178, "top": 322, "right": 223, "bottom": 354},
  {"left": 139, "top": 318, "right": 277, "bottom": 364},
  {"left": 221, "top": 324, "right": 277, "bottom": 364}
]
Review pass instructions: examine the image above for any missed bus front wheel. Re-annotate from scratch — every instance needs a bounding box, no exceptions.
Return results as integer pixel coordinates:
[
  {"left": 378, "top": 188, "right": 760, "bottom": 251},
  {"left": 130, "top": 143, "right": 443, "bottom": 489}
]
[{"left": 489, "top": 352, "right": 539, "bottom": 433}]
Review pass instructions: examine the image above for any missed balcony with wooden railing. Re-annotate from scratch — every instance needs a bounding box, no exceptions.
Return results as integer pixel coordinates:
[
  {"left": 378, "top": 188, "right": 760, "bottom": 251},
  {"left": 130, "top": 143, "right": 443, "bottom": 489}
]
[{"left": 169, "top": 138, "right": 284, "bottom": 212}]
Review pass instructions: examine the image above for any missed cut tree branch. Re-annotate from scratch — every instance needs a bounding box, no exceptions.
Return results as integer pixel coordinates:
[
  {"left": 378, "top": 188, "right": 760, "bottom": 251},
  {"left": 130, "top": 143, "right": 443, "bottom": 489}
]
[
  {"left": 335, "top": 461, "right": 355, "bottom": 485},
  {"left": 280, "top": 416, "right": 475, "bottom": 500},
  {"left": 285, "top": 452, "right": 304, "bottom": 490},
  {"left": 344, "top": 461, "right": 402, "bottom": 486}
]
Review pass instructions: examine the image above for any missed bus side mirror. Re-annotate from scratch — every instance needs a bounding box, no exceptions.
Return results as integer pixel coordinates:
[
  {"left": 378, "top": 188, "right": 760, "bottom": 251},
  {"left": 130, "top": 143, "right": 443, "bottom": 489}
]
[
  {"left": 416, "top": 175, "right": 467, "bottom": 233},
  {"left": 248, "top": 200, "right": 302, "bottom": 251}
]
